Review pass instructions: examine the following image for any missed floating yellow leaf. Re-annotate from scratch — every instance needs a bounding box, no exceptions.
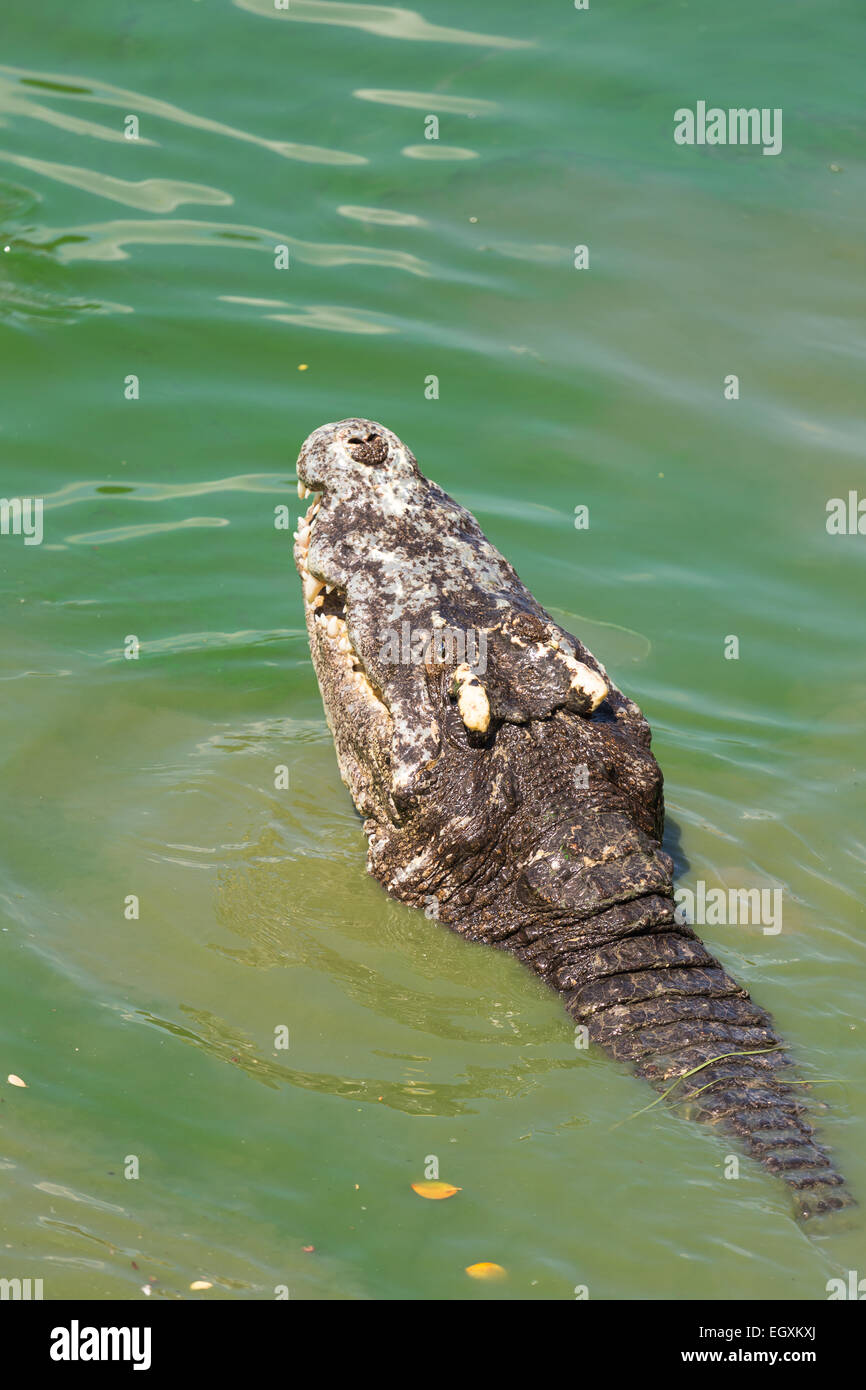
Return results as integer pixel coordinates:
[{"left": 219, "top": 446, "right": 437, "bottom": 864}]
[
  {"left": 411, "top": 1180, "right": 461, "bottom": 1200},
  {"left": 190, "top": 1281, "right": 212, "bottom": 1290},
  {"left": 7, "top": 1074, "right": 27, "bottom": 1088},
  {"left": 465, "top": 1262, "right": 507, "bottom": 1281}
]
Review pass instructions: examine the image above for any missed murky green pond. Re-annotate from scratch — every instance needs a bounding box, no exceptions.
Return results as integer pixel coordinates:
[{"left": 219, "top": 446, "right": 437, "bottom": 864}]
[{"left": 1, "top": 0, "right": 863, "bottom": 1300}]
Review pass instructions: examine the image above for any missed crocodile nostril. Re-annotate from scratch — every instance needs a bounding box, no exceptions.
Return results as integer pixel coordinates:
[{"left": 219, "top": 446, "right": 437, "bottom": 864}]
[{"left": 347, "top": 432, "right": 388, "bottom": 466}]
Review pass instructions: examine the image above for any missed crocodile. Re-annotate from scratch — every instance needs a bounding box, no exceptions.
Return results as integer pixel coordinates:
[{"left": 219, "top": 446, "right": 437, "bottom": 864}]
[{"left": 293, "top": 416, "right": 849, "bottom": 1219}]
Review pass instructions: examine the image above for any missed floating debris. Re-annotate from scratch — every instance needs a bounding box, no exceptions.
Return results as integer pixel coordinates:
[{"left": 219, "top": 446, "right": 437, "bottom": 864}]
[
  {"left": 465, "top": 1262, "right": 507, "bottom": 1281},
  {"left": 411, "top": 1180, "right": 461, "bottom": 1200}
]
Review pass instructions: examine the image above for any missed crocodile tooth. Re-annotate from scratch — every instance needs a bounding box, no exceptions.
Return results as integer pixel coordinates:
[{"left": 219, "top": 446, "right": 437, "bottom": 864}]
[
  {"left": 568, "top": 661, "right": 608, "bottom": 711},
  {"left": 304, "top": 575, "right": 324, "bottom": 603},
  {"left": 453, "top": 663, "right": 490, "bottom": 733}
]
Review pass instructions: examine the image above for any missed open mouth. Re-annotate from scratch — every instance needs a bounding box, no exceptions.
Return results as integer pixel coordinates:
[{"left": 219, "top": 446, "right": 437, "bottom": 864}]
[{"left": 294, "top": 483, "right": 387, "bottom": 711}]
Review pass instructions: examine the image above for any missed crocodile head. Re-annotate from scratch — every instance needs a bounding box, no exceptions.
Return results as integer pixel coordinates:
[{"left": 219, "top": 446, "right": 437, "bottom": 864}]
[{"left": 294, "top": 417, "right": 668, "bottom": 942}]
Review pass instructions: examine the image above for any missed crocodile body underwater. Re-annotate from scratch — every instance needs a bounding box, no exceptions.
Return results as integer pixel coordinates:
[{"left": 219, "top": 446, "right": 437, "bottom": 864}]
[{"left": 293, "top": 417, "right": 848, "bottom": 1219}]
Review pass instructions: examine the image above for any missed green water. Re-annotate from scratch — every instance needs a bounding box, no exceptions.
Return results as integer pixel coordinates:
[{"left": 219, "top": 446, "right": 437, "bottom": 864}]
[{"left": 1, "top": 0, "right": 864, "bottom": 1301}]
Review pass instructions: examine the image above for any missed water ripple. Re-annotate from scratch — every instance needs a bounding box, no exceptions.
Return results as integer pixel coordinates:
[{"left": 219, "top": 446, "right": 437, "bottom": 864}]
[
  {"left": 0, "top": 66, "right": 365, "bottom": 165},
  {"left": 337, "top": 203, "right": 425, "bottom": 227},
  {"left": 233, "top": 0, "right": 531, "bottom": 48},
  {"left": 0, "top": 179, "right": 134, "bottom": 322},
  {"left": 20, "top": 218, "right": 430, "bottom": 274},
  {"left": 401, "top": 143, "right": 478, "bottom": 161},
  {"left": 66, "top": 516, "right": 229, "bottom": 546},
  {"left": 132, "top": 1005, "right": 568, "bottom": 1116},
  {"left": 222, "top": 294, "right": 395, "bottom": 334},
  {"left": 0, "top": 149, "right": 233, "bottom": 213},
  {"left": 45, "top": 474, "right": 292, "bottom": 510},
  {"left": 102, "top": 629, "right": 300, "bottom": 660},
  {"left": 354, "top": 88, "right": 498, "bottom": 114}
]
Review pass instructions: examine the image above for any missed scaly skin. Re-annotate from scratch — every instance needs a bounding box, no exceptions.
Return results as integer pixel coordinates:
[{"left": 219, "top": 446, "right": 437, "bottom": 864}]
[{"left": 292, "top": 417, "right": 849, "bottom": 1219}]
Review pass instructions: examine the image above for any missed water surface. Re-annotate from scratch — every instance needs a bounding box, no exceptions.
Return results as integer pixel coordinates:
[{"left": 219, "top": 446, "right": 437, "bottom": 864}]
[{"left": 0, "top": 0, "right": 864, "bottom": 1299}]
